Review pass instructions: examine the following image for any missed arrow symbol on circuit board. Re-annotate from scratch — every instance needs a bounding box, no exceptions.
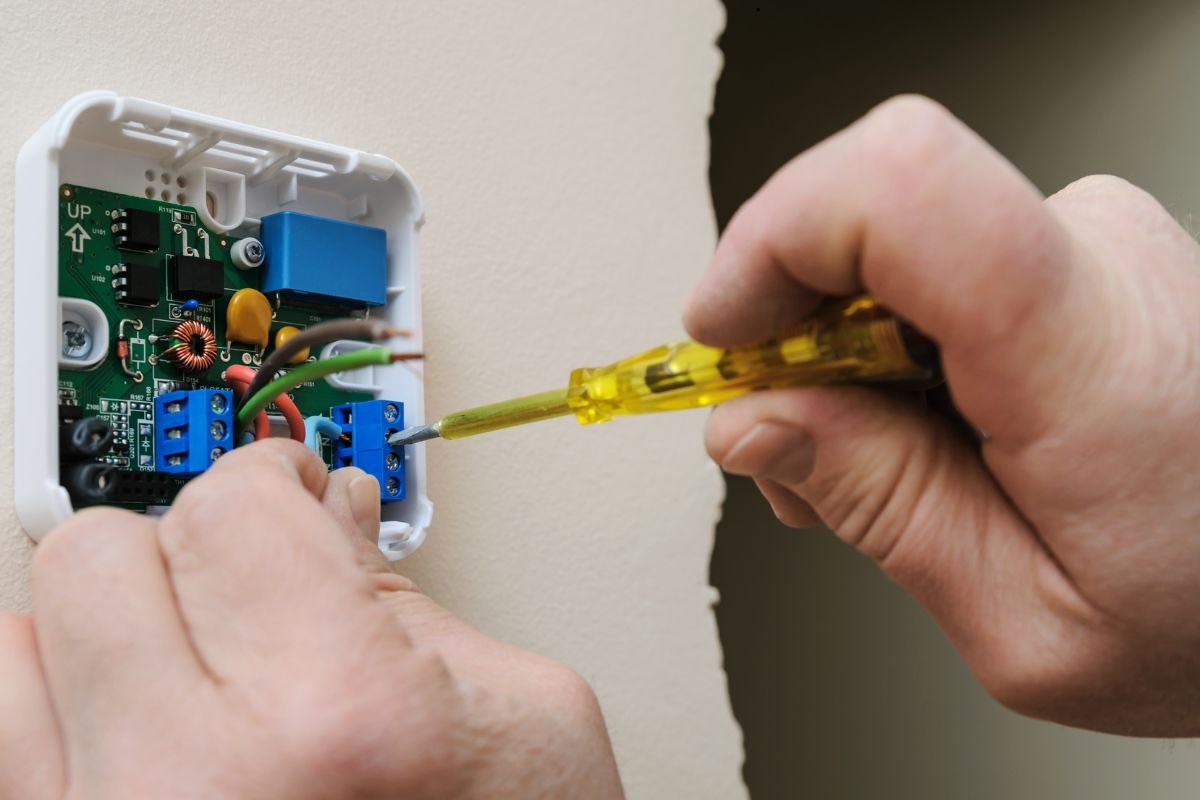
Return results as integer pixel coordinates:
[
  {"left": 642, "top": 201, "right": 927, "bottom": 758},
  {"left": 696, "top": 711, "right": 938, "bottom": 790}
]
[{"left": 65, "top": 223, "right": 91, "bottom": 254}]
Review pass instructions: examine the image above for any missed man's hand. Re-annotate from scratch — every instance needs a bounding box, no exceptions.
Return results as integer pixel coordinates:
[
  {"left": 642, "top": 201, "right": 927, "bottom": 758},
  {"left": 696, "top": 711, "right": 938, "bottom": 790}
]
[
  {"left": 0, "top": 440, "right": 623, "bottom": 799},
  {"left": 686, "top": 95, "right": 1200, "bottom": 736}
]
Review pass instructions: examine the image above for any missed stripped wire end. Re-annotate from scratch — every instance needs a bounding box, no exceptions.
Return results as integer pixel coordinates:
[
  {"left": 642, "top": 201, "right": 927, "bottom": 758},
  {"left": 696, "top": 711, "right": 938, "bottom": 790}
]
[{"left": 389, "top": 352, "right": 425, "bottom": 362}]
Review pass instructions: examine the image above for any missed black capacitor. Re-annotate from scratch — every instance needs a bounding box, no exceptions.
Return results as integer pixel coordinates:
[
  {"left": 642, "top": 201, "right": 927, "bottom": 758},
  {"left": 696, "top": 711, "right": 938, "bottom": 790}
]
[
  {"left": 61, "top": 462, "right": 118, "bottom": 507},
  {"left": 60, "top": 416, "right": 114, "bottom": 461}
]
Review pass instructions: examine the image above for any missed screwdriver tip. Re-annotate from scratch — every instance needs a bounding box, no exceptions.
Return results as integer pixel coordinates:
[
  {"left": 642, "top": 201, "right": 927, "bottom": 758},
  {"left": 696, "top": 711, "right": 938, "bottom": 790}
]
[{"left": 388, "top": 423, "right": 441, "bottom": 446}]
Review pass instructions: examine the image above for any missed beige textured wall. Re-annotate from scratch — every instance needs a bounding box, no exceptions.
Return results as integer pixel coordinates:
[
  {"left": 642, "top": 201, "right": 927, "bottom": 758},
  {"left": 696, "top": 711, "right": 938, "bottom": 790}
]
[{"left": 0, "top": 3, "right": 746, "bottom": 797}]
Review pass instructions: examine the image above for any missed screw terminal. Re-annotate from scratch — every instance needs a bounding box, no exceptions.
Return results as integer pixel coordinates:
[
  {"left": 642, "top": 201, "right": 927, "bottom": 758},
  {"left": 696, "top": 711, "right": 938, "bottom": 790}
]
[
  {"left": 331, "top": 400, "right": 407, "bottom": 504},
  {"left": 154, "top": 389, "right": 234, "bottom": 476}
]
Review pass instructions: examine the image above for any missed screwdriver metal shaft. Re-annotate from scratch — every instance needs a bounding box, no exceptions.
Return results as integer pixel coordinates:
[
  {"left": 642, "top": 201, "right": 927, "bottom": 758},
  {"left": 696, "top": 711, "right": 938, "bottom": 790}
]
[{"left": 388, "top": 295, "right": 939, "bottom": 447}]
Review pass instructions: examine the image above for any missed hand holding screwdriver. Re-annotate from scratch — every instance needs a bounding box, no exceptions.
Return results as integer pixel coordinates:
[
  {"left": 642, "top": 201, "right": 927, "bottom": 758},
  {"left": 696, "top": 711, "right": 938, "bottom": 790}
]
[{"left": 687, "top": 96, "right": 1200, "bottom": 737}]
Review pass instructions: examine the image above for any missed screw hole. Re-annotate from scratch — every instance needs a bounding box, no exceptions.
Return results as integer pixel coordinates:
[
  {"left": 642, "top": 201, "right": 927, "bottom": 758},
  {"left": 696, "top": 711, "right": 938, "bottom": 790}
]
[
  {"left": 161, "top": 172, "right": 172, "bottom": 184},
  {"left": 161, "top": 190, "right": 172, "bottom": 202},
  {"left": 144, "top": 169, "right": 155, "bottom": 181},
  {"left": 145, "top": 186, "right": 156, "bottom": 198},
  {"left": 176, "top": 175, "right": 187, "bottom": 188}
]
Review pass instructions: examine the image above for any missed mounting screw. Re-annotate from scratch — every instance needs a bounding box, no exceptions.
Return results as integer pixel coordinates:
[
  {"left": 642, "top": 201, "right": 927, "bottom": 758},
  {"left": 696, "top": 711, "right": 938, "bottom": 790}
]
[
  {"left": 210, "top": 420, "right": 227, "bottom": 440},
  {"left": 62, "top": 320, "right": 92, "bottom": 359},
  {"left": 385, "top": 477, "right": 401, "bottom": 496},
  {"left": 210, "top": 394, "right": 228, "bottom": 414},
  {"left": 231, "top": 237, "right": 266, "bottom": 270},
  {"left": 210, "top": 447, "right": 225, "bottom": 463},
  {"left": 383, "top": 403, "right": 399, "bottom": 422},
  {"left": 385, "top": 452, "right": 400, "bottom": 471}
]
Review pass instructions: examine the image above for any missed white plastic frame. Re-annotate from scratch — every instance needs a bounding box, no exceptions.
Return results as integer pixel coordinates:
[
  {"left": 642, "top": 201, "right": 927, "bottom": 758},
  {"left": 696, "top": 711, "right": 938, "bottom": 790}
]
[{"left": 15, "top": 92, "right": 432, "bottom": 559}]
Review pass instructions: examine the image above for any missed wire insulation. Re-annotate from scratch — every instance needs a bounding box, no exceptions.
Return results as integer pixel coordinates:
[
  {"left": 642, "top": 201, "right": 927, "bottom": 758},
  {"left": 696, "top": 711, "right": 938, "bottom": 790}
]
[
  {"left": 223, "top": 376, "right": 271, "bottom": 441},
  {"left": 238, "top": 319, "right": 398, "bottom": 409},
  {"left": 303, "top": 416, "right": 344, "bottom": 456},
  {"left": 236, "top": 348, "right": 400, "bottom": 425},
  {"left": 225, "top": 365, "right": 305, "bottom": 442}
]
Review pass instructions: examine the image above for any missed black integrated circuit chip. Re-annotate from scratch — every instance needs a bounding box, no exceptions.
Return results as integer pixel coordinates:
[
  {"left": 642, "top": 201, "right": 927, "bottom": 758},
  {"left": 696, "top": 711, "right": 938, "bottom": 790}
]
[
  {"left": 112, "top": 263, "right": 161, "bottom": 306},
  {"left": 170, "top": 254, "right": 225, "bottom": 300},
  {"left": 112, "top": 208, "right": 160, "bottom": 252}
]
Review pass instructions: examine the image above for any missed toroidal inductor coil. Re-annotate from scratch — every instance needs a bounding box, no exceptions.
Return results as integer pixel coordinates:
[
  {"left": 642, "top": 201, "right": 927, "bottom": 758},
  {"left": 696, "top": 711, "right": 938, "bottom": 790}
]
[{"left": 163, "top": 320, "right": 218, "bottom": 372}]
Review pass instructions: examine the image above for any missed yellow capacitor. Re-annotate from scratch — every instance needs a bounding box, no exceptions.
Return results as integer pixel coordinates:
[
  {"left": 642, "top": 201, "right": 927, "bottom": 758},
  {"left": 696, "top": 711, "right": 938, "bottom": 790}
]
[
  {"left": 225, "top": 288, "right": 273, "bottom": 348},
  {"left": 274, "top": 326, "right": 310, "bottom": 364}
]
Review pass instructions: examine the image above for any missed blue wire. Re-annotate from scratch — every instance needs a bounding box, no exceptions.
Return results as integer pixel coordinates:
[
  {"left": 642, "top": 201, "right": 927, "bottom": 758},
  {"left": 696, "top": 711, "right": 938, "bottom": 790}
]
[{"left": 304, "top": 416, "right": 342, "bottom": 455}]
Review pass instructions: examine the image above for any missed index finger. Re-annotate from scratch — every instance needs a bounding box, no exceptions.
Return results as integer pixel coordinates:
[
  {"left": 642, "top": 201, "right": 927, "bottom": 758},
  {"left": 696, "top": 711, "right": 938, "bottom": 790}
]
[{"left": 684, "top": 95, "right": 1074, "bottom": 359}]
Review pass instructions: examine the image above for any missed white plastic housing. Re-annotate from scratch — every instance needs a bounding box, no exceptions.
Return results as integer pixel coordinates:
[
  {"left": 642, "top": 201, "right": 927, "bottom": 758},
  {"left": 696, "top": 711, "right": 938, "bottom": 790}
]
[{"left": 15, "top": 92, "right": 432, "bottom": 559}]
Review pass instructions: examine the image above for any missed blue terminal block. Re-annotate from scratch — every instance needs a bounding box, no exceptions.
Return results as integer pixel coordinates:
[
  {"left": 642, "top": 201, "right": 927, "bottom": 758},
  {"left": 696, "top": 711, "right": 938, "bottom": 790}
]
[
  {"left": 260, "top": 211, "right": 388, "bottom": 308},
  {"left": 331, "top": 400, "right": 406, "bottom": 503},
  {"left": 154, "top": 389, "right": 234, "bottom": 476}
]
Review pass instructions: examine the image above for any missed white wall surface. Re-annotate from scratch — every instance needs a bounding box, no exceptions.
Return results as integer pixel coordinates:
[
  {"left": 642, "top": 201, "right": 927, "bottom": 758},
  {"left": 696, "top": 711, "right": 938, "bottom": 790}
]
[{"left": 0, "top": 2, "right": 746, "bottom": 797}]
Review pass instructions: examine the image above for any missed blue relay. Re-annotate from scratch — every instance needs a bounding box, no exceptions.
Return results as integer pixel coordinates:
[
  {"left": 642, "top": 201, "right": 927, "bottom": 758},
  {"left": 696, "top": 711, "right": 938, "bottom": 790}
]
[
  {"left": 154, "top": 389, "right": 234, "bottom": 476},
  {"left": 331, "top": 400, "right": 406, "bottom": 503},
  {"left": 260, "top": 211, "right": 387, "bottom": 308}
]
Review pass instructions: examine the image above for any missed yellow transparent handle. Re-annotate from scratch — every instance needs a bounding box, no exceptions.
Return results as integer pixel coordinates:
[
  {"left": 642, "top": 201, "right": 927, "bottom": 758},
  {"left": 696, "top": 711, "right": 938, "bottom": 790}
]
[{"left": 566, "top": 296, "right": 937, "bottom": 425}]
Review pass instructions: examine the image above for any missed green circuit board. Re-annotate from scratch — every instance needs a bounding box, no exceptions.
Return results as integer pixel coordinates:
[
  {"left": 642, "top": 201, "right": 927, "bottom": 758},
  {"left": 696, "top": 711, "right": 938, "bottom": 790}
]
[{"left": 57, "top": 184, "right": 370, "bottom": 507}]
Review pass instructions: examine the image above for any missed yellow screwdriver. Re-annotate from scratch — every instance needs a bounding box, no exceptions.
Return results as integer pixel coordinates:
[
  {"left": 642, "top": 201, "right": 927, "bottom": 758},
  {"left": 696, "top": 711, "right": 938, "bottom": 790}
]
[{"left": 386, "top": 295, "right": 940, "bottom": 447}]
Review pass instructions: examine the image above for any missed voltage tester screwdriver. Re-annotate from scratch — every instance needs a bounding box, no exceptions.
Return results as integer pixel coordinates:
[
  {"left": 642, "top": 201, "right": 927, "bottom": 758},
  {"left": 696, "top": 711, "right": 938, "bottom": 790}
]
[{"left": 387, "top": 295, "right": 940, "bottom": 447}]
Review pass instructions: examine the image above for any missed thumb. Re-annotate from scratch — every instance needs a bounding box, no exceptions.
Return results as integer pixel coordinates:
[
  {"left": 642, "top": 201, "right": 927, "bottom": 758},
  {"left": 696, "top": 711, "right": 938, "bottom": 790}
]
[
  {"left": 709, "top": 386, "right": 972, "bottom": 565},
  {"left": 320, "top": 467, "right": 395, "bottom": 577},
  {"left": 706, "top": 386, "right": 1098, "bottom": 696}
]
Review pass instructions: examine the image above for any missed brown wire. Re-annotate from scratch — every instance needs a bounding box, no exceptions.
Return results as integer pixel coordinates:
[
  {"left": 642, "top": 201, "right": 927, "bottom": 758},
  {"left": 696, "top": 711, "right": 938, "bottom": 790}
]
[
  {"left": 238, "top": 318, "right": 400, "bottom": 410},
  {"left": 164, "top": 320, "right": 218, "bottom": 372}
]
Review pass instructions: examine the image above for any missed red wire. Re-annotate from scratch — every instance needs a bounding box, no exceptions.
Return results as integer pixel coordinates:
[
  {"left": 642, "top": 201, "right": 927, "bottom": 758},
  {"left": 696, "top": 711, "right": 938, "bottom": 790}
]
[
  {"left": 225, "top": 365, "right": 306, "bottom": 442},
  {"left": 224, "top": 377, "right": 271, "bottom": 441}
]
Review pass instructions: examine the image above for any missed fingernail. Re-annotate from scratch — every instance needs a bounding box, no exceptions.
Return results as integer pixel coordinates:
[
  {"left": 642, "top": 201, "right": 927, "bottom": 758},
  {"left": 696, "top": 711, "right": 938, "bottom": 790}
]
[
  {"left": 720, "top": 422, "right": 815, "bottom": 485},
  {"left": 348, "top": 475, "right": 382, "bottom": 541}
]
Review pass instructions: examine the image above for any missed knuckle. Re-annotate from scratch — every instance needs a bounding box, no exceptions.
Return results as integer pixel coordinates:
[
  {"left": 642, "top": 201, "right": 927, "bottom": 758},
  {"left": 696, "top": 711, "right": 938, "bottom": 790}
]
[
  {"left": 859, "top": 94, "right": 963, "bottom": 176},
  {"left": 1049, "top": 173, "right": 1148, "bottom": 206},
  {"left": 161, "top": 473, "right": 270, "bottom": 554},
  {"left": 35, "top": 507, "right": 144, "bottom": 575},
  {"left": 1047, "top": 175, "right": 1187, "bottom": 248},
  {"left": 167, "top": 473, "right": 242, "bottom": 530},
  {"left": 961, "top": 610, "right": 1112, "bottom": 724},
  {"left": 173, "top": 468, "right": 295, "bottom": 523},
  {"left": 537, "top": 659, "right": 604, "bottom": 720},
  {"left": 971, "top": 638, "right": 1063, "bottom": 719},
  {"left": 280, "top": 649, "right": 462, "bottom": 792}
]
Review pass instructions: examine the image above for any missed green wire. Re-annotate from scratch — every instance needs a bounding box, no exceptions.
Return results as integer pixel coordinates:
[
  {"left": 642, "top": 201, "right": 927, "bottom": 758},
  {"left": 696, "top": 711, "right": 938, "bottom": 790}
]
[{"left": 237, "top": 347, "right": 394, "bottom": 425}]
